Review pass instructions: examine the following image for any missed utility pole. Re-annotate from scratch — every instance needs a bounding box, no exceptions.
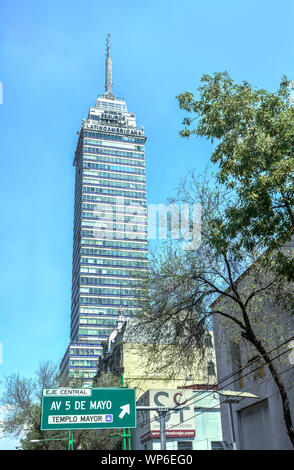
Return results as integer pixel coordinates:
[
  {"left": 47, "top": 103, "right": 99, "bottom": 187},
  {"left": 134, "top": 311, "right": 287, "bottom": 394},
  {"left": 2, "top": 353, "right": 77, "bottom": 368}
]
[
  {"left": 158, "top": 408, "right": 169, "bottom": 450},
  {"left": 120, "top": 372, "right": 131, "bottom": 450},
  {"left": 136, "top": 405, "right": 182, "bottom": 451},
  {"left": 227, "top": 400, "right": 236, "bottom": 450}
]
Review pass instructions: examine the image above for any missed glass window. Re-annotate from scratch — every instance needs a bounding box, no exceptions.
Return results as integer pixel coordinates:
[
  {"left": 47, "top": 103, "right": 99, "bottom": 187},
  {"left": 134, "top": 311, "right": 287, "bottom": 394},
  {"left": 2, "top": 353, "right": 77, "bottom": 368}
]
[
  {"left": 204, "top": 333, "right": 213, "bottom": 348},
  {"left": 178, "top": 441, "right": 193, "bottom": 450},
  {"left": 207, "top": 362, "right": 216, "bottom": 376}
]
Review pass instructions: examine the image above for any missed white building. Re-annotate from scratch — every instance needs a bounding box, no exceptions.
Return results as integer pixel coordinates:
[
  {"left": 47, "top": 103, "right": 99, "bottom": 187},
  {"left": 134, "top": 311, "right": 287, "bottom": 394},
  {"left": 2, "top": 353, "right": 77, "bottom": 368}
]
[{"left": 133, "top": 388, "right": 223, "bottom": 451}]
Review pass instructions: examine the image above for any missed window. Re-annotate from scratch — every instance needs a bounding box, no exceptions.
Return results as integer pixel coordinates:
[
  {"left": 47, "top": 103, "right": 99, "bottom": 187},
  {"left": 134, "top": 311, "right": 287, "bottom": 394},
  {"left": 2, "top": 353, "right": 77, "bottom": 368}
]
[
  {"left": 207, "top": 362, "right": 216, "bottom": 376},
  {"left": 178, "top": 441, "right": 193, "bottom": 450},
  {"left": 204, "top": 333, "right": 213, "bottom": 348},
  {"left": 211, "top": 441, "right": 224, "bottom": 450},
  {"left": 247, "top": 355, "right": 266, "bottom": 380},
  {"left": 175, "top": 323, "right": 184, "bottom": 337},
  {"left": 231, "top": 341, "right": 243, "bottom": 388}
]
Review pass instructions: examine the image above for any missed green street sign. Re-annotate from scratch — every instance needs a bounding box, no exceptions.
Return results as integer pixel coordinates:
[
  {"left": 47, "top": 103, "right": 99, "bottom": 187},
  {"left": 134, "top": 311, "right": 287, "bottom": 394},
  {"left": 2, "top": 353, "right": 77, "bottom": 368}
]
[{"left": 41, "top": 388, "right": 136, "bottom": 430}]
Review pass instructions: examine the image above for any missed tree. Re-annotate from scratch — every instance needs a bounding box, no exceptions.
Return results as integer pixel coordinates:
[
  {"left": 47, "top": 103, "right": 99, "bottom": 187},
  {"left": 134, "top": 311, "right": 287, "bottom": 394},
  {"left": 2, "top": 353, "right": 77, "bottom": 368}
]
[
  {"left": 133, "top": 168, "right": 294, "bottom": 447},
  {"left": 177, "top": 72, "right": 294, "bottom": 279},
  {"left": 1, "top": 361, "right": 64, "bottom": 449},
  {"left": 0, "top": 361, "right": 115, "bottom": 450}
]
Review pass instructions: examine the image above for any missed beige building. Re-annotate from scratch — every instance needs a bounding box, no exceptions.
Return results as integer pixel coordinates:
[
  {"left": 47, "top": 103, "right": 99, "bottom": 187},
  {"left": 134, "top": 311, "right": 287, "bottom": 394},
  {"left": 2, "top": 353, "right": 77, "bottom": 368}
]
[
  {"left": 93, "top": 319, "right": 223, "bottom": 450},
  {"left": 93, "top": 319, "right": 217, "bottom": 398}
]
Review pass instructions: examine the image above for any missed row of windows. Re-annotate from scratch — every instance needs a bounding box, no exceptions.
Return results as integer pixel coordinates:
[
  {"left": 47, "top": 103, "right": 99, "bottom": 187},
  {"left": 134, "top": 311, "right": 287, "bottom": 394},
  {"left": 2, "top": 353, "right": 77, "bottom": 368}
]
[
  {"left": 83, "top": 178, "right": 145, "bottom": 192},
  {"left": 80, "top": 317, "right": 118, "bottom": 326},
  {"left": 81, "top": 257, "right": 148, "bottom": 268},
  {"left": 84, "top": 138, "right": 143, "bottom": 153},
  {"left": 81, "top": 202, "right": 147, "bottom": 216},
  {"left": 79, "top": 307, "right": 138, "bottom": 316},
  {"left": 81, "top": 214, "right": 146, "bottom": 227},
  {"left": 81, "top": 217, "right": 146, "bottom": 227},
  {"left": 80, "top": 297, "right": 141, "bottom": 307},
  {"left": 80, "top": 231, "right": 147, "bottom": 242},
  {"left": 82, "top": 206, "right": 146, "bottom": 217},
  {"left": 83, "top": 153, "right": 145, "bottom": 167},
  {"left": 81, "top": 212, "right": 146, "bottom": 224},
  {"left": 81, "top": 237, "right": 148, "bottom": 250},
  {"left": 79, "top": 228, "right": 148, "bottom": 241},
  {"left": 80, "top": 266, "right": 145, "bottom": 277},
  {"left": 80, "top": 220, "right": 147, "bottom": 234},
  {"left": 83, "top": 180, "right": 146, "bottom": 193},
  {"left": 79, "top": 327, "right": 114, "bottom": 336},
  {"left": 83, "top": 177, "right": 145, "bottom": 190},
  {"left": 75, "top": 339, "right": 103, "bottom": 346},
  {"left": 70, "top": 348, "right": 101, "bottom": 356},
  {"left": 69, "top": 371, "right": 96, "bottom": 378},
  {"left": 83, "top": 161, "right": 145, "bottom": 174},
  {"left": 83, "top": 167, "right": 145, "bottom": 180},
  {"left": 80, "top": 247, "right": 148, "bottom": 259},
  {"left": 69, "top": 359, "right": 98, "bottom": 366},
  {"left": 94, "top": 99, "right": 127, "bottom": 111},
  {"left": 83, "top": 185, "right": 146, "bottom": 199},
  {"left": 82, "top": 194, "right": 146, "bottom": 206},
  {"left": 84, "top": 130, "right": 145, "bottom": 144},
  {"left": 80, "top": 286, "right": 140, "bottom": 296},
  {"left": 80, "top": 277, "right": 141, "bottom": 287},
  {"left": 83, "top": 147, "right": 144, "bottom": 159}
]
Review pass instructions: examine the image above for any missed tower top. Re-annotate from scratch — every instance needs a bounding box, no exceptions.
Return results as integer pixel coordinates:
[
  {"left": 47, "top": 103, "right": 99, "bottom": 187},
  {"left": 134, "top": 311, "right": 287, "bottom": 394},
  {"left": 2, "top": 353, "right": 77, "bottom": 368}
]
[{"left": 105, "top": 34, "right": 114, "bottom": 98}]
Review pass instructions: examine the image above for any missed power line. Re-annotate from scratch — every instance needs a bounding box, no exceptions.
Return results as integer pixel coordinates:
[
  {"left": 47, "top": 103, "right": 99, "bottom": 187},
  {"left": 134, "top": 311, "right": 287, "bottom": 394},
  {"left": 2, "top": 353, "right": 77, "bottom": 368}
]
[
  {"left": 136, "top": 335, "right": 294, "bottom": 427},
  {"left": 126, "top": 334, "right": 294, "bottom": 391},
  {"left": 164, "top": 363, "right": 294, "bottom": 433},
  {"left": 135, "top": 337, "right": 294, "bottom": 431}
]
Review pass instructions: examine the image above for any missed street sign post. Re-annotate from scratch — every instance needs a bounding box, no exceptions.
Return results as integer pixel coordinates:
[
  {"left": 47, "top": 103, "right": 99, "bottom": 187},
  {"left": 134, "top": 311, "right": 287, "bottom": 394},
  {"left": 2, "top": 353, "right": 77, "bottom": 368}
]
[{"left": 41, "top": 388, "right": 136, "bottom": 431}]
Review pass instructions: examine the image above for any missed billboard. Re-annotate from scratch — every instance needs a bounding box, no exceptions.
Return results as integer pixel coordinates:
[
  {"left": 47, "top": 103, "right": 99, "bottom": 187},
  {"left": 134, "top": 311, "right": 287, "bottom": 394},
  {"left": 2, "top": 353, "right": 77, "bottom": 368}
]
[{"left": 137, "top": 389, "right": 196, "bottom": 442}]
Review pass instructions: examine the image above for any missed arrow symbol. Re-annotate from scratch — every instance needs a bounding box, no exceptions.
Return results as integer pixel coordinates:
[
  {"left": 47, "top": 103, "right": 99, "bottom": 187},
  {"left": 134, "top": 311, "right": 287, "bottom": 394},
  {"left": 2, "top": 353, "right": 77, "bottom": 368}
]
[{"left": 119, "top": 404, "right": 130, "bottom": 419}]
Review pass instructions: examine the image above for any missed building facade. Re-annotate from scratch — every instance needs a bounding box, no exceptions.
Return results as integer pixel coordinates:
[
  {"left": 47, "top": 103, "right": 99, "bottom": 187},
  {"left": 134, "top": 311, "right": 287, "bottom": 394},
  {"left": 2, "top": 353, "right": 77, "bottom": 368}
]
[
  {"left": 60, "top": 36, "right": 148, "bottom": 386},
  {"left": 94, "top": 320, "right": 223, "bottom": 450},
  {"left": 134, "top": 388, "right": 223, "bottom": 451},
  {"left": 212, "top": 241, "right": 294, "bottom": 450}
]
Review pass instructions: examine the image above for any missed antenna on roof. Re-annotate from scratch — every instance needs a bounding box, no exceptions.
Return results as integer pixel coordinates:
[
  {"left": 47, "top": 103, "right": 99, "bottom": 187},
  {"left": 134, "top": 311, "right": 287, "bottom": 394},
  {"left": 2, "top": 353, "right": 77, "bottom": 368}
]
[{"left": 105, "top": 34, "right": 113, "bottom": 98}]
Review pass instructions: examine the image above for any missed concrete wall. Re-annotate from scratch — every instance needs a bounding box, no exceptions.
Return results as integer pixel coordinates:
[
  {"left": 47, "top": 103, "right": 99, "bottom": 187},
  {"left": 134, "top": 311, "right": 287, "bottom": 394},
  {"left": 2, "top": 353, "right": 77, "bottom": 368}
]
[
  {"left": 122, "top": 338, "right": 217, "bottom": 399},
  {"left": 213, "top": 252, "right": 294, "bottom": 450},
  {"left": 193, "top": 392, "right": 223, "bottom": 450}
]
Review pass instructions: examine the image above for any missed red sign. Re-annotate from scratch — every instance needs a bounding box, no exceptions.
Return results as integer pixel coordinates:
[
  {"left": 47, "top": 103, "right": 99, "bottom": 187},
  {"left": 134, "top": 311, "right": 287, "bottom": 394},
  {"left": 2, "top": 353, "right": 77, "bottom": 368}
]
[{"left": 141, "top": 429, "right": 195, "bottom": 443}]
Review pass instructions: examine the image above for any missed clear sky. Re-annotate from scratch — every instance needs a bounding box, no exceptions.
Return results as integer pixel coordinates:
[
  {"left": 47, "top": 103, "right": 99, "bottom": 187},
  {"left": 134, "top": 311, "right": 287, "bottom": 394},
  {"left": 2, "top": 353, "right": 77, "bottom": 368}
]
[{"left": 0, "top": 0, "right": 294, "bottom": 449}]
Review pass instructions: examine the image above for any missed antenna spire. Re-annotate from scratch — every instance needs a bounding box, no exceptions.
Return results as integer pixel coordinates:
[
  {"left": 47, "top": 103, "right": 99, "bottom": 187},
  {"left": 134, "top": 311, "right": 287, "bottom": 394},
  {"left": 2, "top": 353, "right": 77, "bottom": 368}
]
[{"left": 105, "top": 34, "right": 113, "bottom": 97}]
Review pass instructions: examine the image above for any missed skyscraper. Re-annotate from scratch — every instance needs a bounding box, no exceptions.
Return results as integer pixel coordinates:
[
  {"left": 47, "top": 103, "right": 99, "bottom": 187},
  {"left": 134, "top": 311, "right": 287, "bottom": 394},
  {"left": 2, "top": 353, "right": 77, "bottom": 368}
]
[{"left": 60, "top": 35, "right": 148, "bottom": 386}]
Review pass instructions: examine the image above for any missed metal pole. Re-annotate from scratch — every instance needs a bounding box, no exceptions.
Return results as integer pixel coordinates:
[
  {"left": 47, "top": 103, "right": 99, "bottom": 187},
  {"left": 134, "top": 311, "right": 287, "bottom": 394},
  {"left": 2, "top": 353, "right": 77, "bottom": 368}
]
[
  {"left": 137, "top": 406, "right": 179, "bottom": 451},
  {"left": 159, "top": 411, "right": 167, "bottom": 451},
  {"left": 123, "top": 428, "right": 127, "bottom": 450},
  {"left": 68, "top": 431, "right": 73, "bottom": 450},
  {"left": 227, "top": 401, "right": 236, "bottom": 450},
  {"left": 120, "top": 371, "right": 131, "bottom": 450}
]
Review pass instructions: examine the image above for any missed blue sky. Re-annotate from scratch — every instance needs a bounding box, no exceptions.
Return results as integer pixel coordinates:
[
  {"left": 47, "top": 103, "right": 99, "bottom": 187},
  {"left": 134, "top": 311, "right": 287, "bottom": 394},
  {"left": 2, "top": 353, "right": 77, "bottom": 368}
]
[{"left": 0, "top": 0, "right": 294, "bottom": 449}]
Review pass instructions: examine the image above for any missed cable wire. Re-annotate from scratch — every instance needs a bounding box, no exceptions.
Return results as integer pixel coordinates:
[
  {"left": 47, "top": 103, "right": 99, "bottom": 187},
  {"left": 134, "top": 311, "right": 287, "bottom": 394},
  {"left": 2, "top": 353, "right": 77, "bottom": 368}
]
[{"left": 135, "top": 337, "right": 294, "bottom": 431}]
